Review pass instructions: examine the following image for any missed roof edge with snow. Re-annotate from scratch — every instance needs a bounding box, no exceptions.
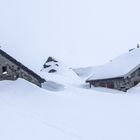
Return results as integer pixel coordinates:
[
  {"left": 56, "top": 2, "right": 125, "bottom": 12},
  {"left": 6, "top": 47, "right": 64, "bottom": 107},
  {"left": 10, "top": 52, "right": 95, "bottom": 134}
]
[{"left": 87, "top": 64, "right": 140, "bottom": 82}]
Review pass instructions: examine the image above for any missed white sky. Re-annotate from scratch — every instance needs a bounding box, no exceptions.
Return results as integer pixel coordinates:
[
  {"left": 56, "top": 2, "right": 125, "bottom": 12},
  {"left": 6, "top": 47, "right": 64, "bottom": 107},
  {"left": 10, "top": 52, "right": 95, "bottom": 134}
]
[{"left": 0, "top": 0, "right": 140, "bottom": 69}]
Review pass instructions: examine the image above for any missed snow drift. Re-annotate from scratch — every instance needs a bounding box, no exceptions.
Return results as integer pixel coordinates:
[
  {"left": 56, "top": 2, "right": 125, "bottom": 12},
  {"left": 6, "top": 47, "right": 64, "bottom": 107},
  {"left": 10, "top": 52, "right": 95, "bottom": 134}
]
[
  {"left": 1, "top": 78, "right": 140, "bottom": 140},
  {"left": 40, "top": 56, "right": 83, "bottom": 91}
]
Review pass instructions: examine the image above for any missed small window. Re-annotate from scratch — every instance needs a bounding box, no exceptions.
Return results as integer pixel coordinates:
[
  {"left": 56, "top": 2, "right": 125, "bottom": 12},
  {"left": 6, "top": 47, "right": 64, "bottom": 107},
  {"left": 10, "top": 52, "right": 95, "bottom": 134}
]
[
  {"left": 17, "top": 67, "right": 20, "bottom": 70},
  {"left": 2, "top": 66, "right": 7, "bottom": 74}
]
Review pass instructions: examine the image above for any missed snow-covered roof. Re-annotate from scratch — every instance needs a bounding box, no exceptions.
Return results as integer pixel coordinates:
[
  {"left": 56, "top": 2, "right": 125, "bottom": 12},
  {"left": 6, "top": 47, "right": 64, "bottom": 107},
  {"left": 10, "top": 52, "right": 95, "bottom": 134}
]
[{"left": 87, "top": 48, "right": 140, "bottom": 81}]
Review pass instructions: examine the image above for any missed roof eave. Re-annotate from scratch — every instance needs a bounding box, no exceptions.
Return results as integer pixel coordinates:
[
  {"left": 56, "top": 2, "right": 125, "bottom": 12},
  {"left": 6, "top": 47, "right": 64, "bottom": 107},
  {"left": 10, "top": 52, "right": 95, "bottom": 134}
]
[{"left": 86, "top": 76, "right": 124, "bottom": 82}]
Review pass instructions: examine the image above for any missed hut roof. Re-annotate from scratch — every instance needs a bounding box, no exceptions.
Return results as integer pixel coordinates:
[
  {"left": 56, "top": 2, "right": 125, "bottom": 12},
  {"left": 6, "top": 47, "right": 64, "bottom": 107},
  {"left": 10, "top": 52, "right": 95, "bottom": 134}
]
[{"left": 87, "top": 48, "right": 140, "bottom": 81}]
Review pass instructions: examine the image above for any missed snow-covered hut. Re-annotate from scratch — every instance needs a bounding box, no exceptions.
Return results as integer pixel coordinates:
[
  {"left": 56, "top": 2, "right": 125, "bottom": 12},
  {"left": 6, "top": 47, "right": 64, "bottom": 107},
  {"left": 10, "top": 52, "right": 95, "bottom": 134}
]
[
  {"left": 0, "top": 49, "right": 45, "bottom": 87},
  {"left": 86, "top": 47, "right": 140, "bottom": 92}
]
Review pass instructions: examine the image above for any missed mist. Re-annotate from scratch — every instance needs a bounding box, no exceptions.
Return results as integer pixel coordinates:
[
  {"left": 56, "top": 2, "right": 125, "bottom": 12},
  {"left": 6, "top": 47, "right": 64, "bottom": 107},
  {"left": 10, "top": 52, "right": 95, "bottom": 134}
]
[{"left": 0, "top": 0, "right": 140, "bottom": 69}]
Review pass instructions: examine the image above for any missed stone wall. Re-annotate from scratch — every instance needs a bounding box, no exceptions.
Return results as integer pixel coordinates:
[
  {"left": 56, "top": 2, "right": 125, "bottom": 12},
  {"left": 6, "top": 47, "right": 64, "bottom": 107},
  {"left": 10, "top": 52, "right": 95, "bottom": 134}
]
[
  {"left": 88, "top": 68, "right": 140, "bottom": 92},
  {"left": 0, "top": 54, "right": 42, "bottom": 87},
  {"left": 90, "top": 78, "right": 126, "bottom": 91}
]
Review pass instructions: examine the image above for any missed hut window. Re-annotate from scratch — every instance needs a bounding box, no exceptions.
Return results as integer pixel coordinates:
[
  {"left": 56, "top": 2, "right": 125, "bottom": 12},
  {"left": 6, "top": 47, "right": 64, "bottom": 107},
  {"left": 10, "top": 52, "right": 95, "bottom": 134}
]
[{"left": 2, "top": 66, "right": 7, "bottom": 74}]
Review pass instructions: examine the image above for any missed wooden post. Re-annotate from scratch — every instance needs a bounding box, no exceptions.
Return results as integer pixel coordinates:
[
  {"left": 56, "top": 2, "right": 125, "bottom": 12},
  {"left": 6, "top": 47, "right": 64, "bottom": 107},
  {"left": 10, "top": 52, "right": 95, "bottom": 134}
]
[{"left": 90, "top": 83, "right": 92, "bottom": 88}]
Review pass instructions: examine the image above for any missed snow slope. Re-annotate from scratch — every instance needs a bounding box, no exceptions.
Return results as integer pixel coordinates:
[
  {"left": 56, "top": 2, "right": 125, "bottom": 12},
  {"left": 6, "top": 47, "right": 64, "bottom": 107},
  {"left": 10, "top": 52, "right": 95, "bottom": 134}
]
[
  {"left": 40, "top": 58, "right": 84, "bottom": 90},
  {"left": 1, "top": 79, "right": 140, "bottom": 140},
  {"left": 0, "top": 46, "right": 140, "bottom": 140}
]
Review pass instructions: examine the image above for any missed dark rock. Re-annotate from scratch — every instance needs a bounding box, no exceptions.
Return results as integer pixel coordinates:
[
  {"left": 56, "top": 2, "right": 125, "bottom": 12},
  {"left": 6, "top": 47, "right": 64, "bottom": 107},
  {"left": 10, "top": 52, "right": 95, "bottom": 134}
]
[
  {"left": 46, "top": 57, "right": 58, "bottom": 63},
  {"left": 129, "top": 48, "right": 135, "bottom": 52},
  {"left": 48, "top": 69, "right": 57, "bottom": 73},
  {"left": 43, "top": 64, "right": 51, "bottom": 68}
]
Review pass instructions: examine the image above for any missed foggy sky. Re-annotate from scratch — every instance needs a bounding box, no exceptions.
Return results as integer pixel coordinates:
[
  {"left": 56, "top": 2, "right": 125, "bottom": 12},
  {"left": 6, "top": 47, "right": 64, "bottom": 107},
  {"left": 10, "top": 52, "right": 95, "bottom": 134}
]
[{"left": 0, "top": 0, "right": 140, "bottom": 69}]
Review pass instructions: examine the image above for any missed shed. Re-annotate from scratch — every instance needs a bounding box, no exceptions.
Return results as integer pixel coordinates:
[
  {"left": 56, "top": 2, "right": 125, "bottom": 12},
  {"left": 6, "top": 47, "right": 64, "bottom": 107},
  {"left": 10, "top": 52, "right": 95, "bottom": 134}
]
[
  {"left": 86, "top": 65, "right": 140, "bottom": 92},
  {"left": 0, "top": 49, "right": 45, "bottom": 87},
  {"left": 86, "top": 48, "right": 140, "bottom": 92}
]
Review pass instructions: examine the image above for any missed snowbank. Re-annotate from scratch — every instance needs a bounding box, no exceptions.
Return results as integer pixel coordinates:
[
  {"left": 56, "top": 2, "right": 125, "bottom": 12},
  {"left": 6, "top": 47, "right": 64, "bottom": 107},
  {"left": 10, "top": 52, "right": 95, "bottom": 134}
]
[
  {"left": 0, "top": 79, "right": 140, "bottom": 140},
  {"left": 40, "top": 57, "right": 84, "bottom": 90}
]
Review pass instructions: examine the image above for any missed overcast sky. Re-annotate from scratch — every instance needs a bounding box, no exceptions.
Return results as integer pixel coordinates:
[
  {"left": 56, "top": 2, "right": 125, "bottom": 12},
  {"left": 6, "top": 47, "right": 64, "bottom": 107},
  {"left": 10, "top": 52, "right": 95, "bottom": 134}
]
[{"left": 0, "top": 0, "right": 140, "bottom": 69}]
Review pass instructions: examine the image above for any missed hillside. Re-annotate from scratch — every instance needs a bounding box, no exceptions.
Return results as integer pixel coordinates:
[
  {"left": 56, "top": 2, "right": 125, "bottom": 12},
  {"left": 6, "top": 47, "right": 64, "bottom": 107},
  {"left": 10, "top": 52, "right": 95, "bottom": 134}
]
[
  {"left": 0, "top": 37, "right": 140, "bottom": 140},
  {"left": 0, "top": 75, "right": 140, "bottom": 140}
]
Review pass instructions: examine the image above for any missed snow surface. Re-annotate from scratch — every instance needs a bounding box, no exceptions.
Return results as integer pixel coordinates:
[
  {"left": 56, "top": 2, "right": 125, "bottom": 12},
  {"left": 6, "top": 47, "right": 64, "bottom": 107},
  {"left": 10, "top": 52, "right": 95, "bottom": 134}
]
[
  {"left": 1, "top": 43, "right": 140, "bottom": 140},
  {"left": 1, "top": 78, "right": 140, "bottom": 140},
  {"left": 0, "top": 49, "right": 140, "bottom": 140},
  {"left": 0, "top": 47, "right": 140, "bottom": 140}
]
